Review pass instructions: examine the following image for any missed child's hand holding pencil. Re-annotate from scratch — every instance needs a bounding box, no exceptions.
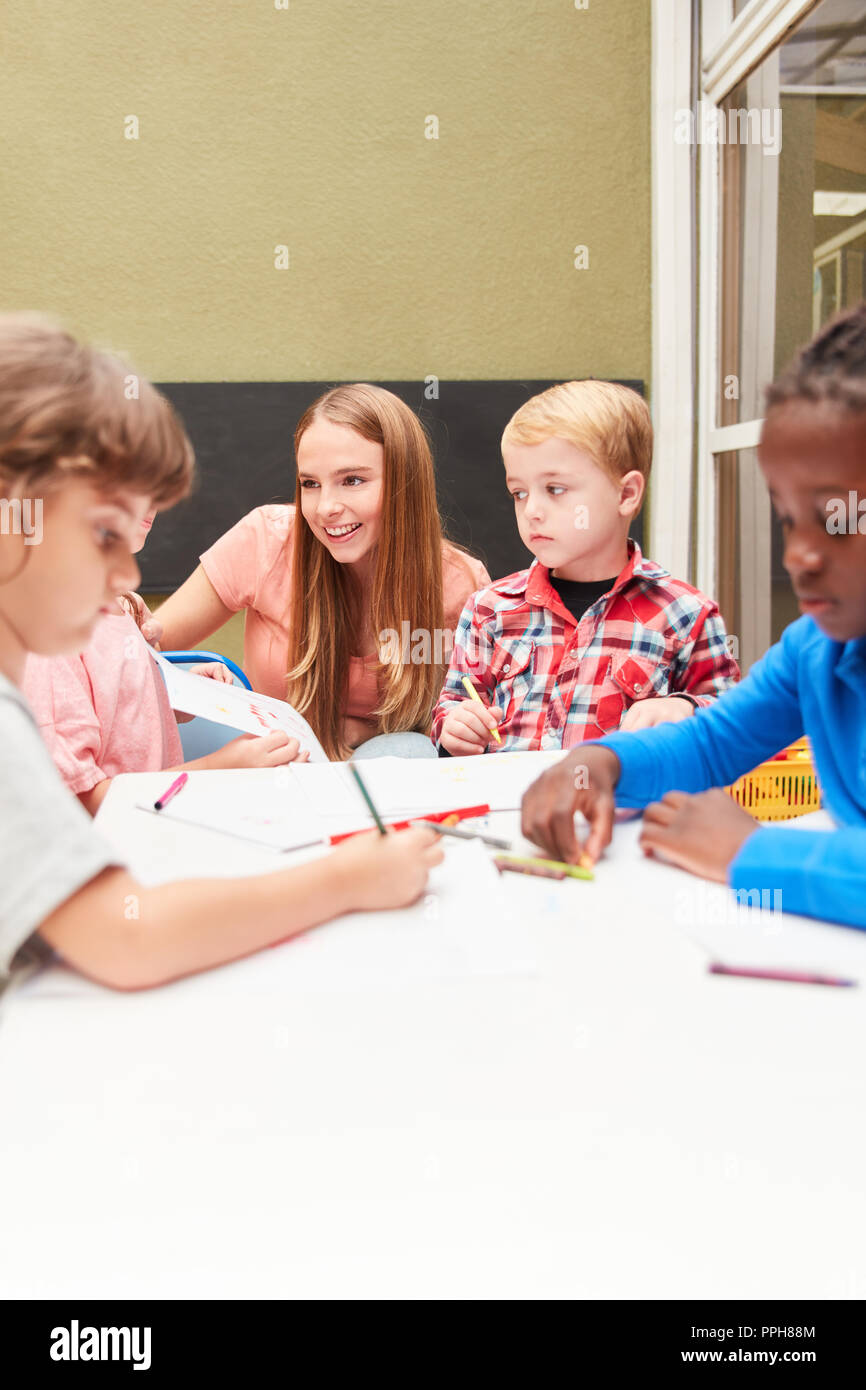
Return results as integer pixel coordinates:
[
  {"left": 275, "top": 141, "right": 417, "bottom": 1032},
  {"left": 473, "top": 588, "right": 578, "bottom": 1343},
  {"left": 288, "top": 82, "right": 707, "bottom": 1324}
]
[
  {"left": 328, "top": 826, "right": 444, "bottom": 911},
  {"left": 439, "top": 679, "right": 504, "bottom": 755},
  {"left": 338, "top": 761, "right": 444, "bottom": 910}
]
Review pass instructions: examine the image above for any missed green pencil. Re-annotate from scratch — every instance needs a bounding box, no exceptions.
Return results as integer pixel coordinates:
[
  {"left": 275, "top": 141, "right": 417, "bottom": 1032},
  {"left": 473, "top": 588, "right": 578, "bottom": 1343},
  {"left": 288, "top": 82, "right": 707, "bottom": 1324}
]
[
  {"left": 348, "top": 761, "right": 388, "bottom": 835},
  {"left": 494, "top": 853, "right": 594, "bottom": 881}
]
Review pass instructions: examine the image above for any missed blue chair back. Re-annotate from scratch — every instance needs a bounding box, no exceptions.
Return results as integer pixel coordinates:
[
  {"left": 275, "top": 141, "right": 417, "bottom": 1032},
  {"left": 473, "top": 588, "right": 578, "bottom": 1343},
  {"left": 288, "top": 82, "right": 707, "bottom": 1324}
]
[
  {"left": 160, "top": 650, "right": 253, "bottom": 760},
  {"left": 161, "top": 650, "right": 252, "bottom": 689}
]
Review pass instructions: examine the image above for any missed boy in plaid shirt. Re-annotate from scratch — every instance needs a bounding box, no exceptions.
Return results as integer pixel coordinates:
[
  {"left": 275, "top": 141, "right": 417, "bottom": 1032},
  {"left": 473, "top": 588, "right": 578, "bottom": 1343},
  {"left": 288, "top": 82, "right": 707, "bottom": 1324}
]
[{"left": 433, "top": 380, "right": 739, "bottom": 754}]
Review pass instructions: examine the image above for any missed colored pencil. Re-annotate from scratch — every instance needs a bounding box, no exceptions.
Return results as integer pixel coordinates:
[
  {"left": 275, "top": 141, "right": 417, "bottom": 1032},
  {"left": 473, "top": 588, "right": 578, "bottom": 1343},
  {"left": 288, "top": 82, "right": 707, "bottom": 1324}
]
[
  {"left": 347, "top": 762, "right": 387, "bottom": 835},
  {"left": 461, "top": 675, "right": 503, "bottom": 744},
  {"left": 709, "top": 963, "right": 856, "bottom": 988}
]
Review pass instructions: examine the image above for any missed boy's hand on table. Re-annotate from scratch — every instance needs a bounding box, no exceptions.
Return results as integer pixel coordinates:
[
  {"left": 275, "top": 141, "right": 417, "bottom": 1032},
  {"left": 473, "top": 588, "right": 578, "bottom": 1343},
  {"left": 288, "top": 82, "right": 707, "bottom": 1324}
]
[
  {"left": 330, "top": 826, "right": 444, "bottom": 911},
  {"left": 440, "top": 698, "right": 503, "bottom": 755},
  {"left": 639, "top": 789, "right": 759, "bottom": 882},
  {"left": 620, "top": 695, "right": 695, "bottom": 731},
  {"left": 521, "top": 745, "right": 621, "bottom": 866}
]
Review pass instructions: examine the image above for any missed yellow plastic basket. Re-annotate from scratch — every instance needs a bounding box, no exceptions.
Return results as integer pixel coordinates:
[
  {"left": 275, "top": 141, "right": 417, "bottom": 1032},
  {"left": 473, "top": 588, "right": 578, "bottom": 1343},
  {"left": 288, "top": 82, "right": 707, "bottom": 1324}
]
[{"left": 727, "top": 739, "right": 821, "bottom": 821}]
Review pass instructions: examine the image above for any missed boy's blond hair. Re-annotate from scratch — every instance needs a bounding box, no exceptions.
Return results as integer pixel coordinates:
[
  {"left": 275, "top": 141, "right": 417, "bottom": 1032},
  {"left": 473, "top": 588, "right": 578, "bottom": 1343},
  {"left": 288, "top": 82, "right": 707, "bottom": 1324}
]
[{"left": 502, "top": 379, "right": 653, "bottom": 488}]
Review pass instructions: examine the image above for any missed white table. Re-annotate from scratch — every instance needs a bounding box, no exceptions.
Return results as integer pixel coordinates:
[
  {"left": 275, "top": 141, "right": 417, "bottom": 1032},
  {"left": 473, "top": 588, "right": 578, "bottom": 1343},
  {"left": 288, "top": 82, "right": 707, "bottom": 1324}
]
[{"left": 1, "top": 770, "right": 865, "bottom": 1300}]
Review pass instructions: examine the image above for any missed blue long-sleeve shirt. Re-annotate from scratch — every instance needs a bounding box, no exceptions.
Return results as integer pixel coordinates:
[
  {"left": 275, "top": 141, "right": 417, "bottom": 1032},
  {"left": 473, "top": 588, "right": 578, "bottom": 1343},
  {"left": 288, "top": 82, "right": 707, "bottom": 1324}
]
[{"left": 598, "top": 616, "right": 866, "bottom": 928}]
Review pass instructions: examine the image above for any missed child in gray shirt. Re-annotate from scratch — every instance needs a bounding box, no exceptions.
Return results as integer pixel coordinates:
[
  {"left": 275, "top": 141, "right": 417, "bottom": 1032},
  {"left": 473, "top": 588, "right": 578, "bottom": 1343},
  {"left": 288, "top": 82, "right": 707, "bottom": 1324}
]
[{"left": 0, "top": 315, "right": 441, "bottom": 995}]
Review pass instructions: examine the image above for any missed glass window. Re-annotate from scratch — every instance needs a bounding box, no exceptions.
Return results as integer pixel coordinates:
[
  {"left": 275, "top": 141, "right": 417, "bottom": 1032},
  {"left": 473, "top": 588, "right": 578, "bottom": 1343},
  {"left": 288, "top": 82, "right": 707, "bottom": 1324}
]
[{"left": 716, "top": 0, "right": 866, "bottom": 650}]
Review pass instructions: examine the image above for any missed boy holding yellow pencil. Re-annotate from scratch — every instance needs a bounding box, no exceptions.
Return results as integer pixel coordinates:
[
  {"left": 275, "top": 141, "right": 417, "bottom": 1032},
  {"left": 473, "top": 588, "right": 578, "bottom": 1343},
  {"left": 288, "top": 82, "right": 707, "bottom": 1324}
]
[{"left": 433, "top": 382, "right": 739, "bottom": 755}]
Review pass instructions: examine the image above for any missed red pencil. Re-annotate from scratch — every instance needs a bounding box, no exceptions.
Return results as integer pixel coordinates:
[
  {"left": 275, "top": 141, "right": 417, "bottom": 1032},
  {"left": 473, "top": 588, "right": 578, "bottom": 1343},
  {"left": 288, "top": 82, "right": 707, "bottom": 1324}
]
[{"left": 327, "top": 803, "right": 490, "bottom": 845}]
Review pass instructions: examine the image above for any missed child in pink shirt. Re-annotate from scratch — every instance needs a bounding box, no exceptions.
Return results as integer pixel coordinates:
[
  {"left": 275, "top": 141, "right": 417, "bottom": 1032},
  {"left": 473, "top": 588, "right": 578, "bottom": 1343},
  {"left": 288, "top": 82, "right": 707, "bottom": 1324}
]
[
  {"left": 24, "top": 608, "right": 184, "bottom": 801},
  {"left": 23, "top": 512, "right": 310, "bottom": 814}
]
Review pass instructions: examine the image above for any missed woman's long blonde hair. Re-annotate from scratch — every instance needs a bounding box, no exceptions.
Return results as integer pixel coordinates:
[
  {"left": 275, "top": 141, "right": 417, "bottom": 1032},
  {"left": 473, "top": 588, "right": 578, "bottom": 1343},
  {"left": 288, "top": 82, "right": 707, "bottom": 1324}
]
[{"left": 285, "top": 384, "right": 446, "bottom": 760}]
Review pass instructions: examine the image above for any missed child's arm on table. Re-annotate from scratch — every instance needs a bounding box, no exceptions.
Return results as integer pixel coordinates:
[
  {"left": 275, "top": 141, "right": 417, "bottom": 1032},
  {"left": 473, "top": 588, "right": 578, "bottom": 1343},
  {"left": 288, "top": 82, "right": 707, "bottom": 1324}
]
[
  {"left": 639, "top": 787, "right": 865, "bottom": 929},
  {"left": 181, "top": 730, "right": 311, "bottom": 771},
  {"left": 638, "top": 788, "right": 758, "bottom": 880},
  {"left": 432, "top": 600, "right": 502, "bottom": 755},
  {"left": 522, "top": 622, "right": 805, "bottom": 864},
  {"left": 38, "top": 827, "right": 443, "bottom": 991}
]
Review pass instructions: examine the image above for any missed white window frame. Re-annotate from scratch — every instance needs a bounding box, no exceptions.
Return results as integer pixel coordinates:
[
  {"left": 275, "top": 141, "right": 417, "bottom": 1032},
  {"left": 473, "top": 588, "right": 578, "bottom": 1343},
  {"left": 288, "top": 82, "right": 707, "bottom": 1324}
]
[
  {"left": 649, "top": 0, "right": 695, "bottom": 579},
  {"left": 651, "top": 0, "right": 822, "bottom": 667}
]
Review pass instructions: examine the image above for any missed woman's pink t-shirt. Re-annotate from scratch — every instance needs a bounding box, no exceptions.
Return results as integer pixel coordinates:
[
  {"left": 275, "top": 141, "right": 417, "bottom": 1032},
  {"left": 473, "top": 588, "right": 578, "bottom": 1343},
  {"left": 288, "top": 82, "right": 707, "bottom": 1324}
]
[
  {"left": 22, "top": 613, "right": 183, "bottom": 794},
  {"left": 200, "top": 504, "right": 490, "bottom": 725}
]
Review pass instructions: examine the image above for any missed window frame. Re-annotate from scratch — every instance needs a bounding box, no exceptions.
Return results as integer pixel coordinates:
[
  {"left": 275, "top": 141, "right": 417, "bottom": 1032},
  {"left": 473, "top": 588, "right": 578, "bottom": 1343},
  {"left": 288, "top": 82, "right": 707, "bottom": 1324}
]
[{"left": 651, "top": 0, "right": 823, "bottom": 669}]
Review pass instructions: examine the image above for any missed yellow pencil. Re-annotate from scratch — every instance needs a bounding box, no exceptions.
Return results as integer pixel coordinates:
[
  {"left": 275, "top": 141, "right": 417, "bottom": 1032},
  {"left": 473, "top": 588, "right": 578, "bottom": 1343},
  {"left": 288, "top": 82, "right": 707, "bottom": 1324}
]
[{"left": 461, "top": 675, "right": 502, "bottom": 744}]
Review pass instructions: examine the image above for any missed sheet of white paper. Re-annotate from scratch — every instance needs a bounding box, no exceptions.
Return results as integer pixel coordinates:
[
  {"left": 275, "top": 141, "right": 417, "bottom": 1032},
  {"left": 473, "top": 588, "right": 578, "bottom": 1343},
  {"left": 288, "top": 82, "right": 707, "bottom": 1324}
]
[
  {"left": 137, "top": 772, "right": 328, "bottom": 851},
  {"left": 675, "top": 815, "right": 866, "bottom": 980},
  {"left": 151, "top": 650, "right": 328, "bottom": 761},
  {"left": 144, "top": 752, "right": 571, "bottom": 847},
  {"left": 264, "top": 839, "right": 539, "bottom": 992},
  {"left": 686, "top": 900, "right": 866, "bottom": 981},
  {"left": 24, "top": 838, "right": 537, "bottom": 998},
  {"left": 289, "top": 750, "right": 567, "bottom": 826},
  {"left": 670, "top": 811, "right": 866, "bottom": 978},
  {"left": 360, "top": 750, "right": 568, "bottom": 813}
]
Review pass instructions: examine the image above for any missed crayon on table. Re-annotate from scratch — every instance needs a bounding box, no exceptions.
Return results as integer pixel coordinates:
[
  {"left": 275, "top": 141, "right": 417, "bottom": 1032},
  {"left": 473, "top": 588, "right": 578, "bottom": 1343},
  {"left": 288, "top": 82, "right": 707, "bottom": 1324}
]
[
  {"left": 493, "top": 853, "right": 594, "bottom": 881},
  {"left": 709, "top": 963, "right": 856, "bottom": 988},
  {"left": 327, "top": 804, "right": 492, "bottom": 845}
]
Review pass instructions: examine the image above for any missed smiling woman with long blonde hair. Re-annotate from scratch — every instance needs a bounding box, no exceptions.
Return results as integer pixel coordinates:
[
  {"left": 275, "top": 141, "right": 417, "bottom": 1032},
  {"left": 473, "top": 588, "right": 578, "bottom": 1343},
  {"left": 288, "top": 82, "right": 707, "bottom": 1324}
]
[{"left": 156, "top": 384, "right": 489, "bottom": 759}]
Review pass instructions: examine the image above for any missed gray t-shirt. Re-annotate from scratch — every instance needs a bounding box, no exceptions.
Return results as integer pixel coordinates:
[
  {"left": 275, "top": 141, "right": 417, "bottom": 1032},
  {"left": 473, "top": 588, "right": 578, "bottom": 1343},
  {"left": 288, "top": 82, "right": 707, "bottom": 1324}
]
[{"left": 0, "top": 672, "right": 123, "bottom": 992}]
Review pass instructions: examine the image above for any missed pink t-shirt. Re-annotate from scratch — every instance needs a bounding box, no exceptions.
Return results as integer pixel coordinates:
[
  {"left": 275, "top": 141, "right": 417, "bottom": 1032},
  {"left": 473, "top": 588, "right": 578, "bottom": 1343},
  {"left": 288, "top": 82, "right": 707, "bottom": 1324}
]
[
  {"left": 22, "top": 613, "right": 184, "bottom": 795},
  {"left": 200, "top": 504, "right": 490, "bottom": 726}
]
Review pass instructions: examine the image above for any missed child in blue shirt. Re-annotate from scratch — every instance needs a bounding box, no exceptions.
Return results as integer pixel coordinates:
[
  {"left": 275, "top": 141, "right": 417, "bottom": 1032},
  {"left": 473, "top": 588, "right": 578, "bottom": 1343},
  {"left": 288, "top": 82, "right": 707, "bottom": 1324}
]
[{"left": 520, "top": 303, "right": 866, "bottom": 929}]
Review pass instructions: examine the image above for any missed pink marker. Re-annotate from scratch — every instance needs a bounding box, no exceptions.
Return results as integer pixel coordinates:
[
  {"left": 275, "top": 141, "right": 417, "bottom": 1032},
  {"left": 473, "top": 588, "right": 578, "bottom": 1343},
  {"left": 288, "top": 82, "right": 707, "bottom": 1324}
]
[{"left": 154, "top": 772, "right": 189, "bottom": 812}]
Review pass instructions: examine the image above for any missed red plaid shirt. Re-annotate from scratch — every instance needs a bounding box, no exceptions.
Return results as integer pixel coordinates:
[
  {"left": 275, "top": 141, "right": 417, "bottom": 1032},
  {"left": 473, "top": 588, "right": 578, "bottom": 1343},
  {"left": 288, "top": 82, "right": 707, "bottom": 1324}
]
[{"left": 431, "top": 542, "right": 740, "bottom": 751}]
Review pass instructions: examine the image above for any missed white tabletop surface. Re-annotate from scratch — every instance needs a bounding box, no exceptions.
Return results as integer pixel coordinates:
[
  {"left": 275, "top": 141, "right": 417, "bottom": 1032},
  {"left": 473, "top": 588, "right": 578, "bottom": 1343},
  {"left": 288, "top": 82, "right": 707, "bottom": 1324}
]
[{"left": 1, "top": 769, "right": 865, "bottom": 1300}]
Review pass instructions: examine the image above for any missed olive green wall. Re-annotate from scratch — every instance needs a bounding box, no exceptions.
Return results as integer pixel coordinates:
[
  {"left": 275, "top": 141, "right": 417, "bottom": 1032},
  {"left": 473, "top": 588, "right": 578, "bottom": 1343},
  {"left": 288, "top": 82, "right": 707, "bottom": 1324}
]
[
  {"left": 774, "top": 98, "right": 816, "bottom": 380},
  {"left": 2, "top": 0, "right": 651, "bottom": 387}
]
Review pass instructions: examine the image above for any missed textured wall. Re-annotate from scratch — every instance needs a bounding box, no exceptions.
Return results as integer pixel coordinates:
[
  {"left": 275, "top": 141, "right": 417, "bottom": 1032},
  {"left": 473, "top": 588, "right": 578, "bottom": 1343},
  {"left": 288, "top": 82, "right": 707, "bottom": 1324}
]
[{"left": 2, "top": 0, "right": 651, "bottom": 386}]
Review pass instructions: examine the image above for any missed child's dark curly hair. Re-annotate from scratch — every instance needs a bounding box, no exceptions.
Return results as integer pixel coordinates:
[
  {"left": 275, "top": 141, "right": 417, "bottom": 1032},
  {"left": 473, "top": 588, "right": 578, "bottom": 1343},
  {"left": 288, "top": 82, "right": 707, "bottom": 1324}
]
[{"left": 766, "top": 302, "right": 866, "bottom": 415}]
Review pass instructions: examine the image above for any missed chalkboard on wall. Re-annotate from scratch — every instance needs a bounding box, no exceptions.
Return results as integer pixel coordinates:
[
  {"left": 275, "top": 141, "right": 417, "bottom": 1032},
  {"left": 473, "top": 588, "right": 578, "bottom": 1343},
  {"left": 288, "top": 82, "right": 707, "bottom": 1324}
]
[{"left": 141, "top": 380, "right": 645, "bottom": 591}]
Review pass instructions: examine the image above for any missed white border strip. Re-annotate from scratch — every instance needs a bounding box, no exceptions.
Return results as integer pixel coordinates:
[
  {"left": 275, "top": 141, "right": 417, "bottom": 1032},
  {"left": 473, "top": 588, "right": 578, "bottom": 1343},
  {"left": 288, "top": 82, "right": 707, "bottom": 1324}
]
[
  {"left": 703, "top": 0, "right": 819, "bottom": 104},
  {"left": 814, "top": 214, "right": 866, "bottom": 261},
  {"left": 708, "top": 419, "right": 764, "bottom": 453},
  {"left": 780, "top": 85, "right": 866, "bottom": 96},
  {"left": 650, "top": 0, "right": 694, "bottom": 578}
]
